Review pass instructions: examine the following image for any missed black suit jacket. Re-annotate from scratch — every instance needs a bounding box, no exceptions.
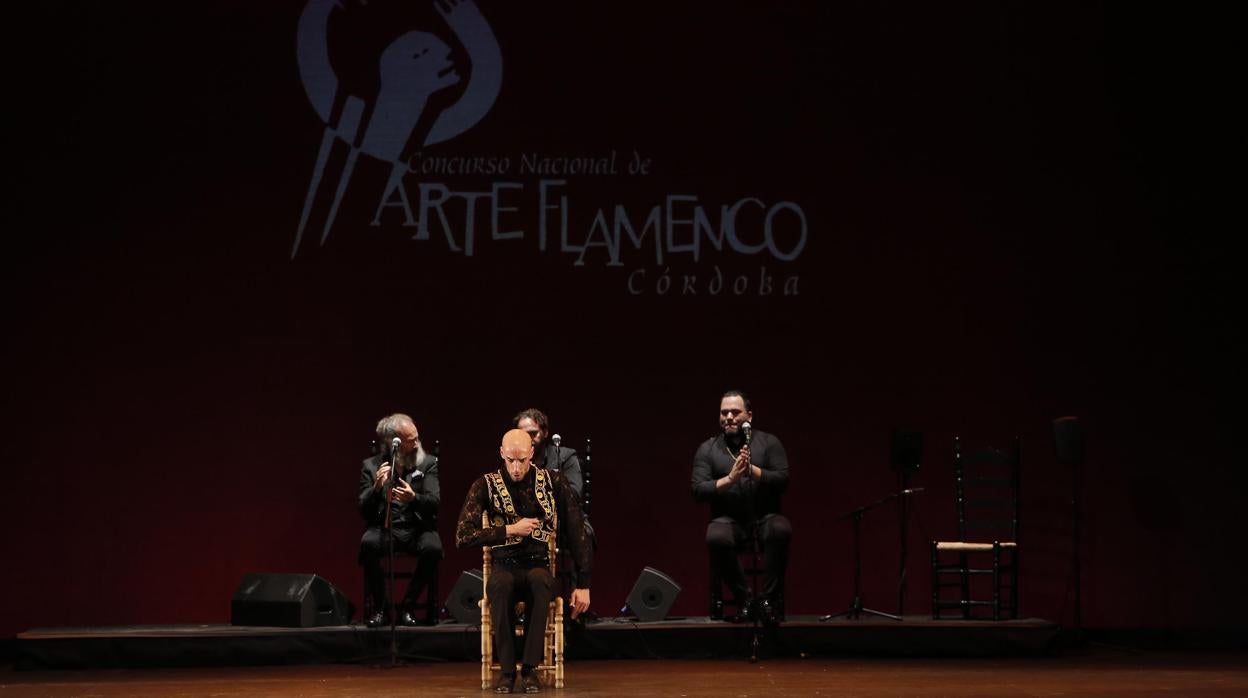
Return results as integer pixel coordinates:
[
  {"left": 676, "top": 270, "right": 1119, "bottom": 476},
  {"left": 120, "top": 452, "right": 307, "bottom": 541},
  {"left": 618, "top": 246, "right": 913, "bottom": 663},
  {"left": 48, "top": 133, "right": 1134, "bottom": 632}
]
[{"left": 358, "top": 451, "right": 440, "bottom": 531}]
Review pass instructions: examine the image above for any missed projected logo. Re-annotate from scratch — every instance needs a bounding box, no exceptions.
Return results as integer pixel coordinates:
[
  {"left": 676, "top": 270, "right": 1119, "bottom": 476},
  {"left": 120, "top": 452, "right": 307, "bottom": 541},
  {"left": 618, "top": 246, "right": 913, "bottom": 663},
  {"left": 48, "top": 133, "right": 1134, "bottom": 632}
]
[
  {"left": 292, "top": 2, "right": 805, "bottom": 296},
  {"left": 293, "top": 0, "right": 501, "bottom": 257}
]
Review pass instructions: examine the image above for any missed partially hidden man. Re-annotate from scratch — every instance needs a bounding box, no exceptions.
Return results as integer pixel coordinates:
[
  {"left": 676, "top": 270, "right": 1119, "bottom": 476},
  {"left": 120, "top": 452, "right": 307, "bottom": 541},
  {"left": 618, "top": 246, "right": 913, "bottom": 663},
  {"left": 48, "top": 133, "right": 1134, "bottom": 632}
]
[
  {"left": 357, "top": 413, "right": 442, "bottom": 627},
  {"left": 514, "top": 407, "right": 584, "bottom": 499},
  {"left": 515, "top": 407, "right": 596, "bottom": 547},
  {"left": 457, "top": 428, "right": 592, "bottom": 694}
]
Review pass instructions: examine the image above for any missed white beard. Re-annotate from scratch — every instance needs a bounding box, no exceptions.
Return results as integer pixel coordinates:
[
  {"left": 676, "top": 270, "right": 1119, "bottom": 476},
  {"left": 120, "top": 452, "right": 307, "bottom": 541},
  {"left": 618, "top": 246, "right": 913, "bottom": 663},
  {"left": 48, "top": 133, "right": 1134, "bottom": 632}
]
[{"left": 394, "top": 445, "right": 426, "bottom": 475}]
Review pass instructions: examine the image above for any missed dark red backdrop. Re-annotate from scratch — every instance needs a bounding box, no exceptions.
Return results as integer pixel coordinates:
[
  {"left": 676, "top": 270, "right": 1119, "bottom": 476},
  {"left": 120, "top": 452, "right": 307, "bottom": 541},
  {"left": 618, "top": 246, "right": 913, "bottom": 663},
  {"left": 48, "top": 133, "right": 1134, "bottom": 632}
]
[{"left": 3, "top": 1, "right": 1242, "bottom": 640}]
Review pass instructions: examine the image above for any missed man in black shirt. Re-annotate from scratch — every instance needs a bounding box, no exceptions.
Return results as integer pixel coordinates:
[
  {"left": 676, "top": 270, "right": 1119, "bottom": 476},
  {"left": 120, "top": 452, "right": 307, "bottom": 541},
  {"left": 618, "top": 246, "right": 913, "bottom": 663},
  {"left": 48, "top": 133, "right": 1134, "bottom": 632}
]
[
  {"left": 357, "top": 413, "right": 442, "bottom": 627},
  {"left": 515, "top": 407, "right": 584, "bottom": 499},
  {"left": 457, "top": 428, "right": 592, "bottom": 694},
  {"left": 515, "top": 407, "right": 595, "bottom": 547},
  {"left": 691, "top": 391, "right": 791, "bottom": 622}
]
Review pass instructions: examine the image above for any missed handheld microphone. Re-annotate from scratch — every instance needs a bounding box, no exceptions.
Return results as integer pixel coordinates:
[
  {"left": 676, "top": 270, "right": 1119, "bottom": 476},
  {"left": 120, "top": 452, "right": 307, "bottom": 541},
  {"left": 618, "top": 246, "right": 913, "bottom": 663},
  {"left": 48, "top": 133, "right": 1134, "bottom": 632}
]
[
  {"left": 741, "top": 421, "right": 753, "bottom": 444},
  {"left": 551, "top": 433, "right": 562, "bottom": 448}
]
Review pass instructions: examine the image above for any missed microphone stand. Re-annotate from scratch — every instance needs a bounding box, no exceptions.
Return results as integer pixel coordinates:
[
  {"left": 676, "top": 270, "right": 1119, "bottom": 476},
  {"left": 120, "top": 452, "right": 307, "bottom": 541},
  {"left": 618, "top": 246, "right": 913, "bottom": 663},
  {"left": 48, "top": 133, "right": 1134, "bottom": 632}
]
[
  {"left": 739, "top": 428, "right": 765, "bottom": 663},
  {"left": 821, "top": 490, "right": 904, "bottom": 622},
  {"left": 383, "top": 442, "right": 401, "bottom": 666},
  {"left": 897, "top": 476, "right": 924, "bottom": 618},
  {"left": 363, "top": 442, "right": 433, "bottom": 669}
]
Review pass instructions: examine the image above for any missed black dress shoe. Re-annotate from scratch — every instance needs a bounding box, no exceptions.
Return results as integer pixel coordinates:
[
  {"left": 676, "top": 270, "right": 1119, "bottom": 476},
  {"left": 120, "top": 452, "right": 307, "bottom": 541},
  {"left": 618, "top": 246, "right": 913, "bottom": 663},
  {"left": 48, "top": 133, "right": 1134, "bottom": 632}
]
[
  {"left": 366, "top": 611, "right": 388, "bottom": 628},
  {"left": 762, "top": 598, "right": 785, "bottom": 623},
  {"left": 493, "top": 673, "right": 515, "bottom": 694},
  {"left": 399, "top": 611, "right": 419, "bottom": 627},
  {"left": 521, "top": 672, "right": 541, "bottom": 693},
  {"left": 732, "top": 600, "right": 754, "bottom": 624}
]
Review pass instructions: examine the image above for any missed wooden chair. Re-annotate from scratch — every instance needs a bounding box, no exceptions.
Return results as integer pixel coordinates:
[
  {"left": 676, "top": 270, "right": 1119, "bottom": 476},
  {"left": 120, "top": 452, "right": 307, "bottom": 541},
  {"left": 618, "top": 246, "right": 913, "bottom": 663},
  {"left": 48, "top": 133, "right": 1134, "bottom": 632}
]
[
  {"left": 479, "top": 520, "right": 565, "bottom": 689},
  {"left": 931, "top": 436, "right": 1021, "bottom": 620}
]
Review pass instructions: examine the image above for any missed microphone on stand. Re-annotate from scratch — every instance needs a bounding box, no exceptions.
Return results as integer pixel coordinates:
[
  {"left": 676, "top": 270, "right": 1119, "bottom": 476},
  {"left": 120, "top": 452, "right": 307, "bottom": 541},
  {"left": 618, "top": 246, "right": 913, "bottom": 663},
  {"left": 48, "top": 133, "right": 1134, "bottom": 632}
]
[
  {"left": 389, "top": 437, "right": 402, "bottom": 485},
  {"left": 549, "top": 434, "right": 563, "bottom": 471},
  {"left": 383, "top": 437, "right": 402, "bottom": 529},
  {"left": 739, "top": 422, "right": 754, "bottom": 483}
]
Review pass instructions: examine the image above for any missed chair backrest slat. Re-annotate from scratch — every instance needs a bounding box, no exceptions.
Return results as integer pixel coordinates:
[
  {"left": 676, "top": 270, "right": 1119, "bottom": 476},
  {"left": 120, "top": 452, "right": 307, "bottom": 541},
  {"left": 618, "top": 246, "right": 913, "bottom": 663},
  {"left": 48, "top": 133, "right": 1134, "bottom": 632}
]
[
  {"left": 953, "top": 436, "right": 1020, "bottom": 543},
  {"left": 582, "top": 438, "right": 592, "bottom": 517}
]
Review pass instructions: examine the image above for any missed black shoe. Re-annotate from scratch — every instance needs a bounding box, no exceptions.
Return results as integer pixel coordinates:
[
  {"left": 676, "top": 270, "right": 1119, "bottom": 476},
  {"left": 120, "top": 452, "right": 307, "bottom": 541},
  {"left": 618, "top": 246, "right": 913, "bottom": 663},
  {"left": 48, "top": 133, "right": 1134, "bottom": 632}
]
[
  {"left": 758, "top": 599, "right": 780, "bottom": 624},
  {"left": 771, "top": 599, "right": 787, "bottom": 623},
  {"left": 521, "top": 672, "right": 541, "bottom": 693},
  {"left": 731, "top": 599, "right": 754, "bottom": 624},
  {"left": 398, "top": 611, "right": 420, "bottom": 627},
  {"left": 494, "top": 673, "right": 516, "bottom": 694},
  {"left": 366, "top": 611, "right": 388, "bottom": 628}
]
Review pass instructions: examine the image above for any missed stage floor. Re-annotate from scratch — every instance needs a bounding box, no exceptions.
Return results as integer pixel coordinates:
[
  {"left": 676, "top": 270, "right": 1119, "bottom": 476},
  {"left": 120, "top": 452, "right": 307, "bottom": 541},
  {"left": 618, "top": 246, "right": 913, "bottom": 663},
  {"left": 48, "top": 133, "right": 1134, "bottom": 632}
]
[
  {"left": 15, "top": 615, "right": 1061, "bottom": 669},
  {"left": 4, "top": 652, "right": 1248, "bottom": 697}
]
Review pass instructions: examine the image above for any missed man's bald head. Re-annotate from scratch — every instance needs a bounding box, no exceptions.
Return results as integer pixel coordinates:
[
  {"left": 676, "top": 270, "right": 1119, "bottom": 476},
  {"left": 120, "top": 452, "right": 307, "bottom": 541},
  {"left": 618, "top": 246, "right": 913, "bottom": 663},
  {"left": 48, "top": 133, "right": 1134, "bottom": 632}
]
[
  {"left": 500, "top": 428, "right": 535, "bottom": 481},
  {"left": 502, "top": 428, "right": 532, "bottom": 452}
]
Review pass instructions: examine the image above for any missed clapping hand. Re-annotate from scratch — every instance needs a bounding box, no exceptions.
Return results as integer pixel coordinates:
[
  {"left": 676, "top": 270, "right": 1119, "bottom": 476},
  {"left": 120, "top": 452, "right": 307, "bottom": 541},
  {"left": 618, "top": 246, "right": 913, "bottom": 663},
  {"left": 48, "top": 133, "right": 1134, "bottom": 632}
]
[
  {"left": 390, "top": 479, "right": 416, "bottom": 504},
  {"left": 374, "top": 463, "right": 392, "bottom": 491},
  {"left": 728, "top": 446, "right": 752, "bottom": 483}
]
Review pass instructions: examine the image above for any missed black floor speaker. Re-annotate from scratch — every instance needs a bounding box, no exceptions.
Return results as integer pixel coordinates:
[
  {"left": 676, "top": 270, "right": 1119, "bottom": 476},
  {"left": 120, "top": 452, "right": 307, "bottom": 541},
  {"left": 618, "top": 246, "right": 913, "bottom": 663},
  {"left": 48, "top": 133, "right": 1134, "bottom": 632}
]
[
  {"left": 445, "top": 568, "right": 485, "bottom": 625},
  {"left": 230, "top": 573, "right": 354, "bottom": 627},
  {"left": 625, "top": 567, "right": 681, "bottom": 622}
]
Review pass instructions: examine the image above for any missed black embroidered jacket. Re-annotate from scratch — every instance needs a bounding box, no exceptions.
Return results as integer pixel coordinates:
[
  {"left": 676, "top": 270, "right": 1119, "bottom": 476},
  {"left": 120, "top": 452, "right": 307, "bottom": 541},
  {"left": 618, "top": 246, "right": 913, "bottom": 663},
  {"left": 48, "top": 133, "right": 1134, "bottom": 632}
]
[{"left": 456, "top": 466, "right": 592, "bottom": 588}]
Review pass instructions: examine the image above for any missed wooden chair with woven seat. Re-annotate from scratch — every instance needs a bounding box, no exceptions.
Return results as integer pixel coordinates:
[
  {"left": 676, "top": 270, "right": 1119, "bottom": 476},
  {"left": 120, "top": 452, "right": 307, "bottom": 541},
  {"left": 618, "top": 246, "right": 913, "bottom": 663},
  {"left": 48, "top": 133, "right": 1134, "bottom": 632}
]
[
  {"left": 931, "top": 436, "right": 1021, "bottom": 620},
  {"left": 479, "top": 516, "right": 565, "bottom": 690}
]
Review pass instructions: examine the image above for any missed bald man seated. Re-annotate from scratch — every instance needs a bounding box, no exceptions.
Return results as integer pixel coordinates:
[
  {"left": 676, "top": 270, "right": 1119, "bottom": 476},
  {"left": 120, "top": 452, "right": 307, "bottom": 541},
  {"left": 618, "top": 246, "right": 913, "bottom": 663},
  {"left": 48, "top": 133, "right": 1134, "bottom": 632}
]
[{"left": 456, "top": 429, "right": 592, "bottom": 694}]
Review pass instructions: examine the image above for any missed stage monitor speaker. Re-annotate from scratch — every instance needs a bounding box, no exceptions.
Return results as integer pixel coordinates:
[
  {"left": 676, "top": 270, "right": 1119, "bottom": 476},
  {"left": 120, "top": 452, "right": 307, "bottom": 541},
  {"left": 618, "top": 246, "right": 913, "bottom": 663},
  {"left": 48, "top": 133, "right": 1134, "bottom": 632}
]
[
  {"left": 230, "top": 573, "right": 354, "bottom": 628},
  {"left": 625, "top": 567, "right": 681, "bottom": 622},
  {"left": 1053, "top": 416, "right": 1085, "bottom": 466},
  {"left": 445, "top": 569, "right": 485, "bottom": 625}
]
